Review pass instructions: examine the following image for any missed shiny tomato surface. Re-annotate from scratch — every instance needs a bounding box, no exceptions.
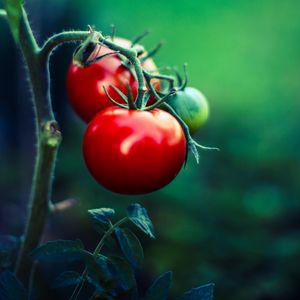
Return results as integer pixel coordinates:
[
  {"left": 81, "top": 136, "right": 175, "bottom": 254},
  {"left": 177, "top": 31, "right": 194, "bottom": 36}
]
[
  {"left": 67, "top": 37, "right": 160, "bottom": 123},
  {"left": 82, "top": 106, "right": 186, "bottom": 195}
]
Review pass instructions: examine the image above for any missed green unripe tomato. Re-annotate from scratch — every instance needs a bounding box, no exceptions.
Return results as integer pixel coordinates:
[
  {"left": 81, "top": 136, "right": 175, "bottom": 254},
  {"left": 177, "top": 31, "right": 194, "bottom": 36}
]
[{"left": 168, "top": 87, "right": 209, "bottom": 135}]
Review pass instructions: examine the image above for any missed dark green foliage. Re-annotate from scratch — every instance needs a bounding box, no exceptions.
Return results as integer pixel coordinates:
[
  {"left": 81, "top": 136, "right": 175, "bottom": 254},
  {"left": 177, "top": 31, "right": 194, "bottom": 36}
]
[
  {"left": 114, "top": 286, "right": 136, "bottom": 300},
  {"left": 143, "top": 271, "right": 172, "bottom": 300},
  {"left": 85, "top": 253, "right": 121, "bottom": 295},
  {"left": 97, "top": 256, "right": 120, "bottom": 279},
  {"left": 104, "top": 236, "right": 117, "bottom": 249},
  {"left": 0, "top": 270, "right": 28, "bottom": 300},
  {"left": 108, "top": 255, "right": 137, "bottom": 298},
  {"left": 88, "top": 208, "right": 115, "bottom": 224},
  {"left": 29, "top": 239, "right": 85, "bottom": 261},
  {"left": 126, "top": 204, "right": 155, "bottom": 238},
  {"left": 22, "top": 204, "right": 214, "bottom": 299},
  {"left": 93, "top": 222, "right": 107, "bottom": 234},
  {"left": 102, "top": 276, "right": 121, "bottom": 292},
  {"left": 181, "top": 284, "right": 214, "bottom": 300},
  {"left": 85, "top": 253, "right": 109, "bottom": 285},
  {"left": 51, "top": 271, "right": 84, "bottom": 289},
  {"left": 115, "top": 228, "right": 144, "bottom": 268}
]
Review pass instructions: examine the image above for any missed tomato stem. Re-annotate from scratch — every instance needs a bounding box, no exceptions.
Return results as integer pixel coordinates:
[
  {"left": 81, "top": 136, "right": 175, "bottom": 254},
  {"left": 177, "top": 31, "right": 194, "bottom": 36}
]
[{"left": 4, "top": 5, "right": 87, "bottom": 291}]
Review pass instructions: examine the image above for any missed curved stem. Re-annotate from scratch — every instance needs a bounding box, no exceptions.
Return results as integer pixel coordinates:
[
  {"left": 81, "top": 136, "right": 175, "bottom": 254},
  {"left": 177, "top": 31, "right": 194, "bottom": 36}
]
[
  {"left": 70, "top": 217, "right": 129, "bottom": 300},
  {"left": 40, "top": 31, "right": 89, "bottom": 62},
  {"left": 0, "top": 9, "right": 7, "bottom": 20}
]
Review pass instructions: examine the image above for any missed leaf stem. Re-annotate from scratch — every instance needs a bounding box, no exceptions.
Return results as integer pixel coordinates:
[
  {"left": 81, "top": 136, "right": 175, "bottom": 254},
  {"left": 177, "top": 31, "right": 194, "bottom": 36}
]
[{"left": 70, "top": 217, "right": 129, "bottom": 300}]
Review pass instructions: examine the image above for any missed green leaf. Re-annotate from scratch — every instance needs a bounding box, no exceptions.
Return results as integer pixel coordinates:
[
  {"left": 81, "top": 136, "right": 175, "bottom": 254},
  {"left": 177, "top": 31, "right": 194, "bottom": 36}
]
[
  {"left": 88, "top": 208, "right": 115, "bottom": 224},
  {"left": 181, "top": 284, "right": 214, "bottom": 300},
  {"left": 143, "top": 271, "right": 172, "bottom": 300},
  {"left": 4, "top": 0, "right": 22, "bottom": 44},
  {"left": 97, "top": 256, "right": 120, "bottom": 279},
  {"left": 85, "top": 253, "right": 110, "bottom": 290},
  {"left": 126, "top": 204, "right": 155, "bottom": 238},
  {"left": 104, "top": 236, "right": 117, "bottom": 249},
  {"left": 108, "top": 255, "right": 137, "bottom": 299},
  {"left": 115, "top": 228, "right": 143, "bottom": 268},
  {"left": 29, "top": 239, "right": 85, "bottom": 261},
  {"left": 0, "top": 270, "right": 28, "bottom": 300},
  {"left": 93, "top": 222, "right": 107, "bottom": 234},
  {"left": 103, "top": 276, "right": 121, "bottom": 292},
  {"left": 51, "top": 271, "right": 84, "bottom": 289}
]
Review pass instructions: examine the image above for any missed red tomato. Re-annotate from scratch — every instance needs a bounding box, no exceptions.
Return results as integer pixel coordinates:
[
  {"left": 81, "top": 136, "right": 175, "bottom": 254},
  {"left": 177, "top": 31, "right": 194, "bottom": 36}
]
[
  {"left": 82, "top": 106, "right": 186, "bottom": 195},
  {"left": 67, "top": 37, "right": 160, "bottom": 123}
]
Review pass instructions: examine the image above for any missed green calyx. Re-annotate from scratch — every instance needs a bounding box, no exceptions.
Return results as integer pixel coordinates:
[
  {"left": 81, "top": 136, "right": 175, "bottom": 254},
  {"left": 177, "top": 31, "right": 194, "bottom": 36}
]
[{"left": 72, "top": 25, "right": 119, "bottom": 68}]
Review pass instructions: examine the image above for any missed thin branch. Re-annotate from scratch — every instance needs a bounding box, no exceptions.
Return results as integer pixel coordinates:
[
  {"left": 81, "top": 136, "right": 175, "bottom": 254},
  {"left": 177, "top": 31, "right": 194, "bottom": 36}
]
[
  {"left": 52, "top": 197, "right": 81, "bottom": 214},
  {"left": 40, "top": 31, "right": 89, "bottom": 61}
]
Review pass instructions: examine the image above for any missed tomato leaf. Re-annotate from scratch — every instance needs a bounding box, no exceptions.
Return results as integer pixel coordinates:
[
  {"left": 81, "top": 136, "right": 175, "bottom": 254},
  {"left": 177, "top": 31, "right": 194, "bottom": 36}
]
[
  {"left": 0, "top": 270, "right": 28, "bottom": 300},
  {"left": 51, "top": 271, "right": 84, "bottom": 289},
  {"left": 29, "top": 239, "right": 85, "bottom": 261},
  {"left": 97, "top": 256, "right": 120, "bottom": 278},
  {"left": 3, "top": 0, "right": 23, "bottom": 44},
  {"left": 93, "top": 221, "right": 107, "bottom": 234},
  {"left": 88, "top": 208, "right": 115, "bottom": 224},
  {"left": 115, "top": 228, "right": 143, "bottom": 268},
  {"left": 180, "top": 283, "right": 214, "bottom": 300},
  {"left": 108, "top": 255, "right": 137, "bottom": 299},
  {"left": 143, "top": 271, "right": 171, "bottom": 300},
  {"left": 85, "top": 253, "right": 109, "bottom": 285},
  {"left": 102, "top": 276, "right": 121, "bottom": 292},
  {"left": 104, "top": 236, "right": 117, "bottom": 249},
  {"left": 126, "top": 204, "right": 155, "bottom": 238}
]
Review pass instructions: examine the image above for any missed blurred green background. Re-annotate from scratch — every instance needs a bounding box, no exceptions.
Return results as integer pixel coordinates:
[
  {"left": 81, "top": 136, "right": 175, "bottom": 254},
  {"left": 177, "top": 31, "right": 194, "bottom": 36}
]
[{"left": 1, "top": 0, "right": 300, "bottom": 299}]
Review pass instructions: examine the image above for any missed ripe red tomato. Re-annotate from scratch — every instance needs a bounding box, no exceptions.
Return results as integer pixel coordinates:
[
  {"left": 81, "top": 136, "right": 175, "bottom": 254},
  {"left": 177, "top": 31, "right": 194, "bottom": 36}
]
[
  {"left": 82, "top": 106, "right": 186, "bottom": 195},
  {"left": 67, "top": 37, "right": 161, "bottom": 123}
]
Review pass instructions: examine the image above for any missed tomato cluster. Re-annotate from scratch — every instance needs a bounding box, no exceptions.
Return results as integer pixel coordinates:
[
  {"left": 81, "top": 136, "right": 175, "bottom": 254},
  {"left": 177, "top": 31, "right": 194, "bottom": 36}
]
[{"left": 66, "top": 33, "right": 210, "bottom": 195}]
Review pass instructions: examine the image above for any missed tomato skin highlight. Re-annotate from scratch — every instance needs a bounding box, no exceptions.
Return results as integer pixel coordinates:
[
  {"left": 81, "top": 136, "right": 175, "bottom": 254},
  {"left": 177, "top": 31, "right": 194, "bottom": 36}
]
[
  {"left": 82, "top": 106, "right": 186, "bottom": 195},
  {"left": 167, "top": 87, "right": 209, "bottom": 135},
  {"left": 67, "top": 38, "right": 160, "bottom": 123}
]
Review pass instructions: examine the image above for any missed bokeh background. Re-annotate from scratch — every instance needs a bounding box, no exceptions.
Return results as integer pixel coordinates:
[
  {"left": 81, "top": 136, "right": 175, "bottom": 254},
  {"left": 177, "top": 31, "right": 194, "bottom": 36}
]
[{"left": 1, "top": 0, "right": 300, "bottom": 299}]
